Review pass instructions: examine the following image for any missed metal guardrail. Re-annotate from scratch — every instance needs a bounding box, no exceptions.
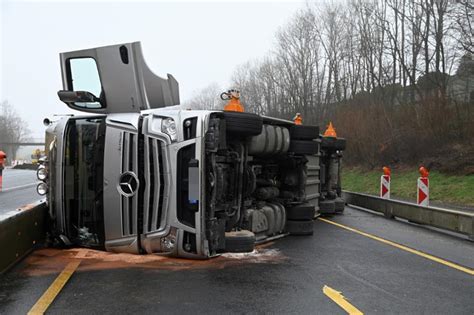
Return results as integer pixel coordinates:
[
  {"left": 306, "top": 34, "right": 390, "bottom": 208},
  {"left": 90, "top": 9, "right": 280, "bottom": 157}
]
[
  {"left": 0, "top": 201, "right": 47, "bottom": 273},
  {"left": 342, "top": 191, "right": 474, "bottom": 240}
]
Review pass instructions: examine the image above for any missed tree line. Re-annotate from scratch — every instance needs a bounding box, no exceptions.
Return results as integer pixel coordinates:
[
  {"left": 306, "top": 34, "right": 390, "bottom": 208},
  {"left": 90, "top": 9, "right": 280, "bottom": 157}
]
[{"left": 186, "top": 0, "right": 473, "bottom": 170}]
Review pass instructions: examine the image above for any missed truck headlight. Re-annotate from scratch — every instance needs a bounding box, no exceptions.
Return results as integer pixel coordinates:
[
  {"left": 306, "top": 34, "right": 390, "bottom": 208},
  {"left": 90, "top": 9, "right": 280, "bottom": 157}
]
[
  {"left": 161, "top": 118, "right": 177, "bottom": 142},
  {"left": 37, "top": 182, "right": 48, "bottom": 195},
  {"left": 37, "top": 165, "right": 48, "bottom": 180}
]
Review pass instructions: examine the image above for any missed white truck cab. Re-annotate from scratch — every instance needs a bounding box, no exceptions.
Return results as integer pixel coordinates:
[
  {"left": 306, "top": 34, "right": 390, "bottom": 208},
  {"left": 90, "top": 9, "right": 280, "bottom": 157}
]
[{"left": 40, "top": 42, "right": 327, "bottom": 258}]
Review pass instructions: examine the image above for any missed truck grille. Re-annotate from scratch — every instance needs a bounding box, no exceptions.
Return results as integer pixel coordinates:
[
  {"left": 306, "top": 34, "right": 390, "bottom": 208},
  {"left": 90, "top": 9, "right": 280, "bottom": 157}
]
[
  {"left": 143, "top": 137, "right": 166, "bottom": 233},
  {"left": 121, "top": 132, "right": 138, "bottom": 236}
]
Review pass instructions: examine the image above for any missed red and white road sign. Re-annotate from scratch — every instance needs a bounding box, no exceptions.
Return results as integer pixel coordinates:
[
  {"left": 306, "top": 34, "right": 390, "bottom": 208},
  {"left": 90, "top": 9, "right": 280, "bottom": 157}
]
[
  {"left": 380, "top": 175, "right": 390, "bottom": 199},
  {"left": 417, "top": 177, "right": 429, "bottom": 206}
]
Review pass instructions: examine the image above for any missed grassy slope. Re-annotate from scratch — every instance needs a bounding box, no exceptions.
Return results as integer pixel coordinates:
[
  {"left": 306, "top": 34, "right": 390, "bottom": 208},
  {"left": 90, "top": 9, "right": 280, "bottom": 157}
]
[{"left": 342, "top": 168, "right": 474, "bottom": 207}]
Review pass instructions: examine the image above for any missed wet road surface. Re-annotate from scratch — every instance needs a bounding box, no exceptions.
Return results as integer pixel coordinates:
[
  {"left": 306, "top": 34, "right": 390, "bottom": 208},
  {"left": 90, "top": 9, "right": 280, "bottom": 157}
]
[
  {"left": 1, "top": 206, "right": 473, "bottom": 314},
  {"left": 0, "top": 169, "right": 42, "bottom": 217}
]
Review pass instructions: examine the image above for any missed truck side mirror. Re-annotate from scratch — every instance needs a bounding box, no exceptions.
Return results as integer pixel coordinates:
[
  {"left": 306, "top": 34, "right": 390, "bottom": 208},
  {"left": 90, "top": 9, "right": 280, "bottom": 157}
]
[{"left": 58, "top": 90, "right": 101, "bottom": 105}]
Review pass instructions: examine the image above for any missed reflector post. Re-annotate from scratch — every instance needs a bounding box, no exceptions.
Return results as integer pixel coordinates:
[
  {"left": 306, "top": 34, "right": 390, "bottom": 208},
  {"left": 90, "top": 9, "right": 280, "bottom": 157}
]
[{"left": 380, "top": 167, "right": 390, "bottom": 199}]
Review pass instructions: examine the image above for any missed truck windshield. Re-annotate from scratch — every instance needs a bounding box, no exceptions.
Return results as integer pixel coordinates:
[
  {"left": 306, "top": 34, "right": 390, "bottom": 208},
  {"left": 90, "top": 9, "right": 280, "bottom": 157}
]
[{"left": 63, "top": 117, "right": 106, "bottom": 247}]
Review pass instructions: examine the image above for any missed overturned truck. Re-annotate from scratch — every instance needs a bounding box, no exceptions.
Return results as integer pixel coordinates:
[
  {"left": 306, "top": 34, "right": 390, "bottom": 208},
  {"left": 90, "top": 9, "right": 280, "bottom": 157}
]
[{"left": 38, "top": 42, "right": 346, "bottom": 259}]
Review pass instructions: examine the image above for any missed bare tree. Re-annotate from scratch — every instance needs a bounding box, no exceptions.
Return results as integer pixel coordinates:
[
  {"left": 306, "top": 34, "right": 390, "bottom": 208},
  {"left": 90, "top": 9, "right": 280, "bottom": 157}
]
[
  {"left": 182, "top": 83, "right": 225, "bottom": 111},
  {"left": 222, "top": 0, "right": 472, "bottom": 167},
  {"left": 0, "top": 100, "right": 31, "bottom": 160},
  {"left": 452, "top": 0, "right": 473, "bottom": 54}
]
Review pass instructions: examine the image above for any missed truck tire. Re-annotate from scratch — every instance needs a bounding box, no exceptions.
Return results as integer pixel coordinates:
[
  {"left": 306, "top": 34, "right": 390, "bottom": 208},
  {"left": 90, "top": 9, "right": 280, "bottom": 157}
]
[
  {"left": 319, "top": 200, "right": 336, "bottom": 215},
  {"left": 290, "top": 125, "right": 319, "bottom": 140},
  {"left": 289, "top": 140, "right": 319, "bottom": 155},
  {"left": 286, "top": 220, "right": 313, "bottom": 236},
  {"left": 222, "top": 112, "right": 263, "bottom": 136},
  {"left": 286, "top": 204, "right": 315, "bottom": 220},
  {"left": 225, "top": 230, "right": 255, "bottom": 253},
  {"left": 335, "top": 197, "right": 345, "bottom": 213},
  {"left": 321, "top": 137, "right": 346, "bottom": 151}
]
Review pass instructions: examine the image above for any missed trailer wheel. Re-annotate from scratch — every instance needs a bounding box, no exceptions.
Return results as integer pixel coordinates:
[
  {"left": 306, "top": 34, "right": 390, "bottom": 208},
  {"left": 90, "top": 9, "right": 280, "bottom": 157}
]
[
  {"left": 321, "top": 137, "right": 346, "bottom": 151},
  {"left": 222, "top": 112, "right": 263, "bottom": 136},
  {"left": 225, "top": 230, "right": 255, "bottom": 253},
  {"left": 286, "top": 220, "right": 313, "bottom": 236},
  {"left": 286, "top": 204, "right": 315, "bottom": 220},
  {"left": 290, "top": 125, "right": 319, "bottom": 140},
  {"left": 289, "top": 140, "right": 319, "bottom": 155},
  {"left": 335, "top": 197, "right": 345, "bottom": 213},
  {"left": 319, "top": 200, "right": 336, "bottom": 215}
]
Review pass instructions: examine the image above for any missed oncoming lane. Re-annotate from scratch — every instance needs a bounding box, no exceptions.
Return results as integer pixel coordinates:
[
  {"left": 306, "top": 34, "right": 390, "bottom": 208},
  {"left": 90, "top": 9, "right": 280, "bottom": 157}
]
[
  {"left": 1, "top": 206, "right": 473, "bottom": 314},
  {"left": 1, "top": 169, "right": 38, "bottom": 189},
  {"left": 0, "top": 169, "right": 41, "bottom": 216}
]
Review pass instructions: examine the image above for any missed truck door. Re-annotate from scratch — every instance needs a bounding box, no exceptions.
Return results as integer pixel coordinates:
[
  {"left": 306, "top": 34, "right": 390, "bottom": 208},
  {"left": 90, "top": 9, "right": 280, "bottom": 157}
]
[
  {"left": 102, "top": 113, "right": 142, "bottom": 253},
  {"left": 57, "top": 42, "right": 180, "bottom": 114}
]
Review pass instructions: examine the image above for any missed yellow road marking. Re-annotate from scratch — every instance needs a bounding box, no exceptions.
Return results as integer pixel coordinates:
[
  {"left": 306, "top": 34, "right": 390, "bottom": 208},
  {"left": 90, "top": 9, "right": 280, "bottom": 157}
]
[
  {"left": 28, "top": 260, "right": 81, "bottom": 315},
  {"left": 318, "top": 218, "right": 474, "bottom": 276},
  {"left": 323, "top": 285, "right": 364, "bottom": 315}
]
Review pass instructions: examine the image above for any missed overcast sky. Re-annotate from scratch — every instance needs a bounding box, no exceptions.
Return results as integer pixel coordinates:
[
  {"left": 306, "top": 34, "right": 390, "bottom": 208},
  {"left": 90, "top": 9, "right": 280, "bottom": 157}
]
[{"left": 1, "top": 0, "right": 308, "bottom": 138}]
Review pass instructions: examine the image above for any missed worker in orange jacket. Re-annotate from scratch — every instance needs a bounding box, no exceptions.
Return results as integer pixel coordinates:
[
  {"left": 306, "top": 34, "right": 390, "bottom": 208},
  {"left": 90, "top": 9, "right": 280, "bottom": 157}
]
[
  {"left": 0, "top": 150, "right": 6, "bottom": 191},
  {"left": 0, "top": 150, "right": 6, "bottom": 172}
]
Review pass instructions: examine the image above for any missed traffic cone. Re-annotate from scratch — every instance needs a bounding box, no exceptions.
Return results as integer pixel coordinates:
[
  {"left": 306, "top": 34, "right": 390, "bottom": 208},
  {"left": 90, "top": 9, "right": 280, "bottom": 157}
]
[
  {"left": 323, "top": 122, "right": 337, "bottom": 138},
  {"left": 293, "top": 113, "right": 303, "bottom": 125}
]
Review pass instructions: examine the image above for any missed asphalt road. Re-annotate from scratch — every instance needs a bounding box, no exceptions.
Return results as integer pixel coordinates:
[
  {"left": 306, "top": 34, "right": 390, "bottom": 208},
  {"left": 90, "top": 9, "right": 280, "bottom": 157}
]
[
  {"left": 0, "top": 168, "right": 42, "bottom": 217},
  {"left": 1, "top": 206, "right": 473, "bottom": 314}
]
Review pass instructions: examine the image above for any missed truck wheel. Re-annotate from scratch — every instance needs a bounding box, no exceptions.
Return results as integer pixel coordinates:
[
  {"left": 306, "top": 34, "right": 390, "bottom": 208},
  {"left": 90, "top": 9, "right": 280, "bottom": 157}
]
[
  {"left": 319, "top": 200, "right": 336, "bottom": 215},
  {"left": 286, "top": 220, "right": 313, "bottom": 236},
  {"left": 225, "top": 230, "right": 255, "bottom": 253},
  {"left": 335, "top": 197, "right": 345, "bottom": 213},
  {"left": 286, "top": 204, "right": 315, "bottom": 220},
  {"left": 289, "top": 140, "right": 319, "bottom": 155},
  {"left": 290, "top": 125, "right": 319, "bottom": 140},
  {"left": 222, "top": 112, "right": 263, "bottom": 136},
  {"left": 321, "top": 137, "right": 346, "bottom": 151}
]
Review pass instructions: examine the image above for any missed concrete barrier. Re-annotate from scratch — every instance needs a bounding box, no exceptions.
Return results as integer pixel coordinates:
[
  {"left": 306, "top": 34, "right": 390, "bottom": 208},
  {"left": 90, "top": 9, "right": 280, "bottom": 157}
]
[
  {"left": 342, "top": 191, "right": 474, "bottom": 240},
  {"left": 0, "top": 201, "right": 48, "bottom": 273}
]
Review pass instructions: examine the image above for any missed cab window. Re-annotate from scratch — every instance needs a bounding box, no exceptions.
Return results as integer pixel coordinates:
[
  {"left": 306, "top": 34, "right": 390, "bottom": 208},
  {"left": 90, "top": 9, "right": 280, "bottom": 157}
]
[{"left": 68, "top": 58, "right": 102, "bottom": 109}]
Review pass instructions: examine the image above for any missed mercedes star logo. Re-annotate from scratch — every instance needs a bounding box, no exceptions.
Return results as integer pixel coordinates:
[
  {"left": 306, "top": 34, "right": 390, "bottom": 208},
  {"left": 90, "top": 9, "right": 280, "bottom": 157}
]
[{"left": 117, "top": 171, "right": 139, "bottom": 197}]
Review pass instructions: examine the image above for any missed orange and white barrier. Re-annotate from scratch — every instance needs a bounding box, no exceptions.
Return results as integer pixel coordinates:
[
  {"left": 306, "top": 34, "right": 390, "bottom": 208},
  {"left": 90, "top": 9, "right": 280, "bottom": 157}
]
[
  {"left": 380, "top": 166, "right": 391, "bottom": 199},
  {"left": 417, "top": 166, "right": 429, "bottom": 206}
]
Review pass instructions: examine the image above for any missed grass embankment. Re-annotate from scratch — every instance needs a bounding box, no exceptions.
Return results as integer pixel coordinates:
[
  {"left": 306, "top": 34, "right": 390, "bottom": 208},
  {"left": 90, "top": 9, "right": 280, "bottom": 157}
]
[{"left": 342, "top": 168, "right": 474, "bottom": 207}]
